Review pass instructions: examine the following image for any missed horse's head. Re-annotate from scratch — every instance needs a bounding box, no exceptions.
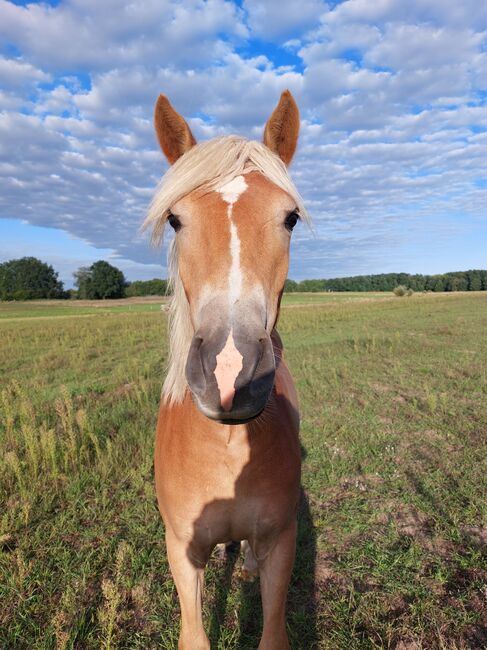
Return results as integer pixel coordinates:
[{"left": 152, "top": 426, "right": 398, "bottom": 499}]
[{"left": 147, "top": 91, "right": 306, "bottom": 423}]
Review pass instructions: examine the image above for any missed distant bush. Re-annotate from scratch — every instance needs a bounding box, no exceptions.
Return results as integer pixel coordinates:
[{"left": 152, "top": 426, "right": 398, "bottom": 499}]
[
  {"left": 393, "top": 286, "right": 414, "bottom": 297},
  {"left": 393, "top": 285, "right": 407, "bottom": 296}
]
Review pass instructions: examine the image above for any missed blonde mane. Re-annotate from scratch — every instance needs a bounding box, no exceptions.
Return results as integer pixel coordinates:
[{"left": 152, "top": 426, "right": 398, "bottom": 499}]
[{"left": 143, "top": 135, "right": 309, "bottom": 404}]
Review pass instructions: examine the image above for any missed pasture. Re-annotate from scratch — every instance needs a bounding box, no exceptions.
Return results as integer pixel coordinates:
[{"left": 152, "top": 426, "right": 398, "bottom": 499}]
[{"left": 1, "top": 292, "right": 486, "bottom": 649}]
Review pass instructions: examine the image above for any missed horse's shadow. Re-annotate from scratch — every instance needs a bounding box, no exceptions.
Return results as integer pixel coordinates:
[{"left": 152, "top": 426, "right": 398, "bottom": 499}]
[
  {"left": 206, "top": 482, "right": 318, "bottom": 649},
  {"left": 183, "top": 378, "right": 318, "bottom": 649}
]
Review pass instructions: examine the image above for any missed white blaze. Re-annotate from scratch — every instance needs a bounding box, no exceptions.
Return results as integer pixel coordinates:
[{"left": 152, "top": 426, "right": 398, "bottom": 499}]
[
  {"left": 217, "top": 175, "right": 247, "bottom": 306},
  {"left": 219, "top": 174, "right": 248, "bottom": 206},
  {"left": 228, "top": 222, "right": 241, "bottom": 305},
  {"left": 214, "top": 175, "right": 248, "bottom": 411}
]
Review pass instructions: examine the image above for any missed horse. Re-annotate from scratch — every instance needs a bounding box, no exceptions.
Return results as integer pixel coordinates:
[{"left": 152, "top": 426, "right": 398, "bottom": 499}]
[{"left": 144, "top": 90, "right": 310, "bottom": 650}]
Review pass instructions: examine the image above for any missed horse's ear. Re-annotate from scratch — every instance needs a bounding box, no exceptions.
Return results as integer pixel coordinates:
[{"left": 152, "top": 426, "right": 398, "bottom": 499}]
[
  {"left": 154, "top": 95, "right": 197, "bottom": 165},
  {"left": 263, "top": 90, "right": 300, "bottom": 166}
]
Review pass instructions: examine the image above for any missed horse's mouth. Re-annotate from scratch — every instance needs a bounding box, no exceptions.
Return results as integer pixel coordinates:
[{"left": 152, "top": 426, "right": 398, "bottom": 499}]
[
  {"left": 213, "top": 407, "right": 266, "bottom": 426},
  {"left": 192, "top": 392, "right": 267, "bottom": 425}
]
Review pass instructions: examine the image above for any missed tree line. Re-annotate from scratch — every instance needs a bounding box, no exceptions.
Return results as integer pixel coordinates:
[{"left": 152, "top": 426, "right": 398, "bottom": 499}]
[
  {"left": 0, "top": 258, "right": 169, "bottom": 300},
  {"left": 1, "top": 257, "right": 486, "bottom": 300},
  {"left": 285, "top": 270, "right": 487, "bottom": 293}
]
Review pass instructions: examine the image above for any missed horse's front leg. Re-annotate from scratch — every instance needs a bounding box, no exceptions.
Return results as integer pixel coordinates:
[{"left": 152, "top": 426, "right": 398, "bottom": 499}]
[
  {"left": 165, "top": 527, "right": 210, "bottom": 650},
  {"left": 256, "top": 520, "right": 297, "bottom": 650}
]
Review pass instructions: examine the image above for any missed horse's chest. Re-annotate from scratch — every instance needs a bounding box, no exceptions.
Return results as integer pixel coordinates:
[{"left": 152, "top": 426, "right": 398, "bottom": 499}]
[{"left": 157, "top": 432, "right": 300, "bottom": 548}]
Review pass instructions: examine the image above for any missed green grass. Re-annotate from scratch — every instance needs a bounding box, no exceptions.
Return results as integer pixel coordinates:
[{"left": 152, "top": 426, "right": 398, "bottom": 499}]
[
  {"left": 0, "top": 292, "right": 394, "bottom": 321},
  {"left": 0, "top": 299, "right": 166, "bottom": 320},
  {"left": 1, "top": 293, "right": 486, "bottom": 649},
  {"left": 282, "top": 292, "right": 392, "bottom": 305}
]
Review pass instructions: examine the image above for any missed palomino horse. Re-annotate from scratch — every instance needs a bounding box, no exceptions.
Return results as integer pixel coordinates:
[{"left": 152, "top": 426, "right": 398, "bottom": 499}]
[{"left": 145, "top": 90, "right": 309, "bottom": 649}]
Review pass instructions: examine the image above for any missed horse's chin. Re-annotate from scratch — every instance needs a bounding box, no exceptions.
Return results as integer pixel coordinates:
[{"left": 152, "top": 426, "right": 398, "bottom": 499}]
[
  {"left": 192, "top": 394, "right": 267, "bottom": 425},
  {"left": 214, "top": 407, "right": 266, "bottom": 426}
]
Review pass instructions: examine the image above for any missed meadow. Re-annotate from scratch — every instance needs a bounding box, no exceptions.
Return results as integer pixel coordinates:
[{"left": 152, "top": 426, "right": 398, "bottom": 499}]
[{"left": 1, "top": 292, "right": 486, "bottom": 649}]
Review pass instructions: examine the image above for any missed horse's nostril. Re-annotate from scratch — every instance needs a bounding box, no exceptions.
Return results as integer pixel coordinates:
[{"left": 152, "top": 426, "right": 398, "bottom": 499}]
[
  {"left": 185, "top": 336, "right": 207, "bottom": 396},
  {"left": 249, "top": 370, "right": 275, "bottom": 398}
]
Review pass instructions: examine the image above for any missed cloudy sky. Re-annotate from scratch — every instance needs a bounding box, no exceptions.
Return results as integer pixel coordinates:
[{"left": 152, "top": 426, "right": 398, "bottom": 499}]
[{"left": 0, "top": 0, "right": 486, "bottom": 285}]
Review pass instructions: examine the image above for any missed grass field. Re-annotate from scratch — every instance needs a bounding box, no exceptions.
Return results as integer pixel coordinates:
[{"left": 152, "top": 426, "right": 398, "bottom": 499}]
[
  {"left": 1, "top": 293, "right": 486, "bottom": 649},
  {"left": 0, "top": 292, "right": 390, "bottom": 321}
]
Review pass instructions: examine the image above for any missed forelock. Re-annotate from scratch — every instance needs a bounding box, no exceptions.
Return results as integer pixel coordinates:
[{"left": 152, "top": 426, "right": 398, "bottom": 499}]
[{"left": 143, "top": 135, "right": 309, "bottom": 246}]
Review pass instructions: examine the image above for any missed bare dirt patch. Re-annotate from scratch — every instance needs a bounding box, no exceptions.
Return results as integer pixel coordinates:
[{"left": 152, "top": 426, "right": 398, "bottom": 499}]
[
  {"left": 109, "top": 382, "right": 136, "bottom": 399},
  {"left": 381, "top": 503, "right": 455, "bottom": 556},
  {"left": 372, "top": 382, "right": 394, "bottom": 393},
  {"left": 315, "top": 551, "right": 348, "bottom": 591},
  {"left": 394, "top": 641, "right": 422, "bottom": 650},
  {"left": 461, "top": 526, "right": 487, "bottom": 547}
]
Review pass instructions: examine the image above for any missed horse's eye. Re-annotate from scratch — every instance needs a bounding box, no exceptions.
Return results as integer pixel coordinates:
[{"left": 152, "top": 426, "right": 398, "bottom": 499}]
[
  {"left": 168, "top": 212, "right": 181, "bottom": 232},
  {"left": 284, "top": 211, "right": 299, "bottom": 232}
]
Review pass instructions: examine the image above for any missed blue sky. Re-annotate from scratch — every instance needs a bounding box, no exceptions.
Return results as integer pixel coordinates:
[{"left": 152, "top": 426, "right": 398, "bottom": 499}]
[{"left": 0, "top": 0, "right": 486, "bottom": 287}]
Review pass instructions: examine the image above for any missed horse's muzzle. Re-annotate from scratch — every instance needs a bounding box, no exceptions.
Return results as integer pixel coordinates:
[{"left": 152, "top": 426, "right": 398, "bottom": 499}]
[{"left": 185, "top": 327, "right": 276, "bottom": 423}]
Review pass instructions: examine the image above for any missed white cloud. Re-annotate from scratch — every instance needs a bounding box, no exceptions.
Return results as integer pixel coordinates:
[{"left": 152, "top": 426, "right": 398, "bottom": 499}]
[
  {"left": 243, "top": 0, "right": 326, "bottom": 40},
  {"left": 0, "top": 0, "right": 486, "bottom": 278},
  {"left": 365, "top": 24, "right": 483, "bottom": 71},
  {"left": 0, "top": 56, "right": 50, "bottom": 90},
  {"left": 321, "top": 0, "right": 487, "bottom": 30},
  {"left": 0, "top": 0, "right": 247, "bottom": 71}
]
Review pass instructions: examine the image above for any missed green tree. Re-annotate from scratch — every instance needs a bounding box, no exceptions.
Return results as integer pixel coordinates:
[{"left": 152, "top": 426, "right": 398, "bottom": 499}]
[
  {"left": 426, "top": 275, "right": 446, "bottom": 292},
  {"left": 125, "top": 278, "right": 168, "bottom": 297},
  {"left": 283, "top": 279, "right": 299, "bottom": 293},
  {"left": 73, "top": 261, "right": 126, "bottom": 299},
  {"left": 286, "top": 271, "right": 487, "bottom": 293},
  {"left": 298, "top": 279, "right": 326, "bottom": 292},
  {"left": 445, "top": 274, "right": 468, "bottom": 292},
  {"left": 0, "top": 257, "right": 65, "bottom": 300},
  {"left": 467, "top": 270, "right": 482, "bottom": 291},
  {"left": 73, "top": 266, "right": 92, "bottom": 299}
]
